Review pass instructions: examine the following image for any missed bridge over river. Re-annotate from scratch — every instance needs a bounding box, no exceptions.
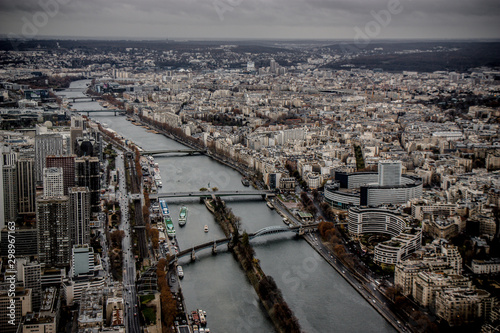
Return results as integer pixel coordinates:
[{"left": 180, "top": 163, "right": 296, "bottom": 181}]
[
  {"left": 140, "top": 149, "right": 206, "bottom": 156},
  {"left": 150, "top": 190, "right": 275, "bottom": 200},
  {"left": 68, "top": 109, "right": 127, "bottom": 116},
  {"left": 170, "top": 224, "right": 319, "bottom": 264}
]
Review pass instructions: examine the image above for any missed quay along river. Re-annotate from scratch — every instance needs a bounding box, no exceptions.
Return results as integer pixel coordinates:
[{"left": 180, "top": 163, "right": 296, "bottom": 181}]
[{"left": 61, "top": 80, "right": 395, "bottom": 333}]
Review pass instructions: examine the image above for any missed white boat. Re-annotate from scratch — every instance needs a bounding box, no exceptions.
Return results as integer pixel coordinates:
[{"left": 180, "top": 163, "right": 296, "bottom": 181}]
[
  {"left": 178, "top": 206, "right": 188, "bottom": 226},
  {"left": 204, "top": 225, "right": 208, "bottom": 232},
  {"left": 266, "top": 201, "right": 274, "bottom": 209},
  {"left": 198, "top": 309, "right": 207, "bottom": 326},
  {"left": 177, "top": 265, "right": 184, "bottom": 279}
]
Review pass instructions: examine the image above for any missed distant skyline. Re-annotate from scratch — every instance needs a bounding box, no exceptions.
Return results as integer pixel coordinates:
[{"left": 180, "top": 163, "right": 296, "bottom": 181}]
[{"left": 1, "top": 0, "right": 499, "bottom": 41}]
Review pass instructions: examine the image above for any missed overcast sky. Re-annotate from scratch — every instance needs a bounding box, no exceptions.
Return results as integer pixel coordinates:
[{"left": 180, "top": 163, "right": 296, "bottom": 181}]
[{"left": 0, "top": 0, "right": 499, "bottom": 40}]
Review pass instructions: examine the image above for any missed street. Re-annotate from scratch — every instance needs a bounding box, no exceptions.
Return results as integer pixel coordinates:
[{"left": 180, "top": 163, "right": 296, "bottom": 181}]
[{"left": 116, "top": 151, "right": 141, "bottom": 333}]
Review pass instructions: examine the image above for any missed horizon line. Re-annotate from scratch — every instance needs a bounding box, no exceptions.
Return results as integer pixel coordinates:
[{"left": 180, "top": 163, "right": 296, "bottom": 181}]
[{"left": 1, "top": 35, "right": 500, "bottom": 43}]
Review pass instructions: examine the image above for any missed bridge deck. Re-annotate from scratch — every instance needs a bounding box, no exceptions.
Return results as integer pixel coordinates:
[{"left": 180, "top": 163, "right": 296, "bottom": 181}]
[
  {"left": 141, "top": 149, "right": 205, "bottom": 155},
  {"left": 171, "top": 224, "right": 318, "bottom": 262},
  {"left": 151, "top": 190, "right": 274, "bottom": 200}
]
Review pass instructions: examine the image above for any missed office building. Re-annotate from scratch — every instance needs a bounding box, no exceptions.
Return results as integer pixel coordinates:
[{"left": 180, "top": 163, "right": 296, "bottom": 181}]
[
  {"left": 63, "top": 274, "right": 106, "bottom": 305},
  {"left": 35, "top": 134, "right": 63, "bottom": 183},
  {"left": 1, "top": 144, "right": 18, "bottom": 229},
  {"left": 71, "top": 245, "right": 95, "bottom": 277},
  {"left": 69, "top": 187, "right": 91, "bottom": 247},
  {"left": 2, "top": 164, "right": 18, "bottom": 224},
  {"left": 17, "top": 259, "right": 42, "bottom": 311},
  {"left": 42, "top": 167, "right": 64, "bottom": 198},
  {"left": 348, "top": 207, "right": 422, "bottom": 264},
  {"left": 17, "top": 158, "right": 36, "bottom": 216},
  {"left": 378, "top": 160, "right": 402, "bottom": 186},
  {"left": 46, "top": 155, "right": 75, "bottom": 195},
  {"left": 36, "top": 196, "right": 70, "bottom": 268},
  {"left": 270, "top": 59, "right": 278, "bottom": 73},
  {"left": 75, "top": 157, "right": 100, "bottom": 213},
  {"left": 325, "top": 171, "right": 422, "bottom": 208},
  {"left": 70, "top": 115, "right": 85, "bottom": 155}
]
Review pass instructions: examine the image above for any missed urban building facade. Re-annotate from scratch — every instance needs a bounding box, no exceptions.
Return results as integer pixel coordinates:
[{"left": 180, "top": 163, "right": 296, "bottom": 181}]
[
  {"left": 42, "top": 167, "right": 64, "bottom": 198},
  {"left": 17, "top": 158, "right": 36, "bottom": 216},
  {"left": 36, "top": 196, "right": 71, "bottom": 268},
  {"left": 69, "top": 187, "right": 91, "bottom": 246},
  {"left": 34, "top": 134, "right": 63, "bottom": 183},
  {"left": 75, "top": 156, "right": 100, "bottom": 213},
  {"left": 46, "top": 155, "right": 75, "bottom": 195}
]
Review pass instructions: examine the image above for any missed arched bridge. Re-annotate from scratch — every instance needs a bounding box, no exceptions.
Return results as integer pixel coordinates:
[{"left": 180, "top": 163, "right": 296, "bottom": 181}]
[
  {"left": 69, "top": 109, "right": 126, "bottom": 116},
  {"left": 170, "top": 224, "right": 318, "bottom": 264},
  {"left": 150, "top": 190, "right": 275, "bottom": 200},
  {"left": 140, "top": 149, "right": 206, "bottom": 156},
  {"left": 65, "top": 96, "right": 99, "bottom": 102}
]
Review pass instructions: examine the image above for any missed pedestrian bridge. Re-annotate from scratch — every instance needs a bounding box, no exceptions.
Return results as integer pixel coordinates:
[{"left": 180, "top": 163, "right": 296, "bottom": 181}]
[{"left": 169, "top": 224, "right": 318, "bottom": 264}]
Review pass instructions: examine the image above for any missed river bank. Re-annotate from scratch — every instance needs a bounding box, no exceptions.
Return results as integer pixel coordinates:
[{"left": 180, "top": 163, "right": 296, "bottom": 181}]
[
  {"left": 208, "top": 197, "right": 301, "bottom": 333},
  {"left": 135, "top": 114, "right": 254, "bottom": 179}
]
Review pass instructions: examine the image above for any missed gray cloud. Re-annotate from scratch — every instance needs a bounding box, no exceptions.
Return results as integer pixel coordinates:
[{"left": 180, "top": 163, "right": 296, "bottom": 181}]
[{"left": 0, "top": 0, "right": 499, "bottom": 39}]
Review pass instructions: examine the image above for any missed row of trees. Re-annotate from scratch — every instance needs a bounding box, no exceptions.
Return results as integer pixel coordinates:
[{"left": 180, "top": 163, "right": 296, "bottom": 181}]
[
  {"left": 319, "top": 202, "right": 336, "bottom": 221},
  {"left": 210, "top": 199, "right": 301, "bottom": 333},
  {"left": 317, "top": 221, "right": 358, "bottom": 273},
  {"left": 258, "top": 275, "right": 301, "bottom": 332},
  {"left": 300, "top": 191, "right": 317, "bottom": 216},
  {"left": 353, "top": 145, "right": 365, "bottom": 170},
  {"left": 157, "top": 258, "right": 177, "bottom": 330},
  {"left": 109, "top": 230, "right": 125, "bottom": 281}
]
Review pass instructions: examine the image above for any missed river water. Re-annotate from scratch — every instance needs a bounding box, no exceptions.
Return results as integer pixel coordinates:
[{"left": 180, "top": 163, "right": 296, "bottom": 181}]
[{"left": 61, "top": 80, "right": 394, "bottom": 333}]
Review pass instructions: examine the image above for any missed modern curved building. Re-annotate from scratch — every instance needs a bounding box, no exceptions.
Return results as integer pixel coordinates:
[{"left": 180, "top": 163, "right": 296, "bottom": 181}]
[
  {"left": 348, "top": 206, "right": 407, "bottom": 236},
  {"left": 348, "top": 207, "right": 422, "bottom": 264},
  {"left": 324, "top": 168, "right": 422, "bottom": 209}
]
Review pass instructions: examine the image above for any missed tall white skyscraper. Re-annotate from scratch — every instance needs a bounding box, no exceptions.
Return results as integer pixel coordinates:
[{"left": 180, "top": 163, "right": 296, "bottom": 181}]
[
  {"left": 247, "top": 61, "right": 255, "bottom": 71},
  {"left": 270, "top": 59, "right": 278, "bottom": 73},
  {"left": 378, "top": 160, "right": 402, "bottom": 186},
  {"left": 43, "top": 167, "right": 64, "bottom": 197}
]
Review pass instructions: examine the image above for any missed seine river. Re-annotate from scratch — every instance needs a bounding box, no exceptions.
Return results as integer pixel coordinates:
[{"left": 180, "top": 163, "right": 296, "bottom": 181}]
[{"left": 62, "top": 80, "right": 394, "bottom": 333}]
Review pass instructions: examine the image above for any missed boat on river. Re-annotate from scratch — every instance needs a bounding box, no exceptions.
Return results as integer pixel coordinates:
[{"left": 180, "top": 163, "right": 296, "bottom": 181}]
[
  {"left": 165, "top": 217, "right": 176, "bottom": 238},
  {"left": 179, "top": 206, "right": 188, "bottom": 226},
  {"left": 204, "top": 225, "right": 208, "bottom": 232},
  {"left": 177, "top": 265, "right": 184, "bottom": 279}
]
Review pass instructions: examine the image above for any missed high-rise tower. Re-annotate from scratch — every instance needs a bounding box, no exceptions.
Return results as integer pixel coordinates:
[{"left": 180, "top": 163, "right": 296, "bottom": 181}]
[
  {"left": 69, "top": 187, "right": 90, "bottom": 246},
  {"left": 43, "top": 167, "right": 64, "bottom": 197},
  {"left": 36, "top": 196, "right": 70, "bottom": 268},
  {"left": 35, "top": 134, "right": 63, "bottom": 183},
  {"left": 378, "top": 160, "right": 402, "bottom": 186}
]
